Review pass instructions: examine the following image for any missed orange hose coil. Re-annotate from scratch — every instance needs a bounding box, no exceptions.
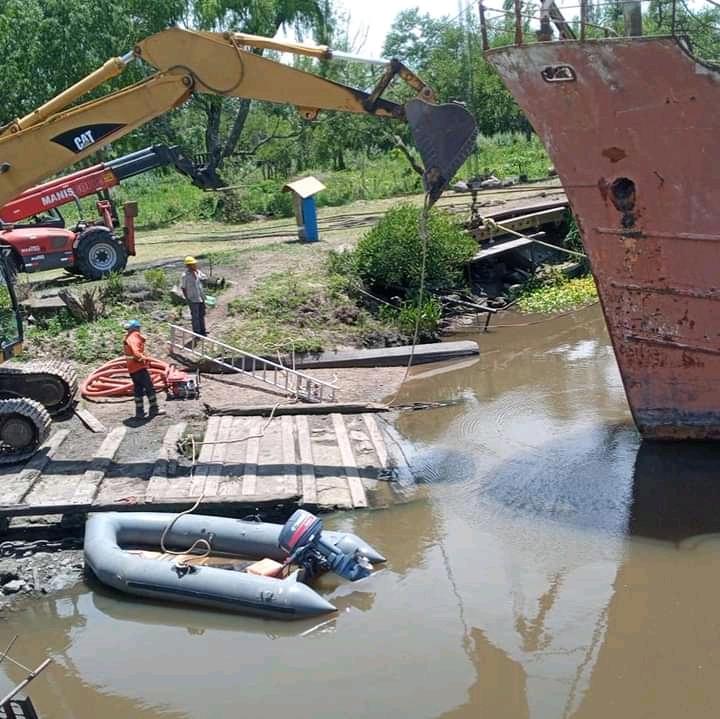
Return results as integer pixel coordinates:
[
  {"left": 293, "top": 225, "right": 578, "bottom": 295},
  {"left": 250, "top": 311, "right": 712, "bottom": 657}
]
[{"left": 81, "top": 357, "right": 171, "bottom": 399}]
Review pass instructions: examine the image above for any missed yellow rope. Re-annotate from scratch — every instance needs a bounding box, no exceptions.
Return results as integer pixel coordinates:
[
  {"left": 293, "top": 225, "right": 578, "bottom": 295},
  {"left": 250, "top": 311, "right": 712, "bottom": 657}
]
[{"left": 481, "top": 216, "right": 587, "bottom": 259}]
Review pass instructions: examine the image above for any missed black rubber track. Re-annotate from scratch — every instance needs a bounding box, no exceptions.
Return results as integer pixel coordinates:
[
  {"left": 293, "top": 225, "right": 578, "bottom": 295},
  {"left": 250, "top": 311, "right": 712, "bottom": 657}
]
[
  {"left": 0, "top": 360, "right": 78, "bottom": 416},
  {"left": 0, "top": 398, "right": 51, "bottom": 465}
]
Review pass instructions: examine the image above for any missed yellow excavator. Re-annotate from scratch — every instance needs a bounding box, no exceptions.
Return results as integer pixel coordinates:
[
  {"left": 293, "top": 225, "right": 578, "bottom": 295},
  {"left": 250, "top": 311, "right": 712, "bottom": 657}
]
[{"left": 0, "top": 27, "right": 478, "bottom": 462}]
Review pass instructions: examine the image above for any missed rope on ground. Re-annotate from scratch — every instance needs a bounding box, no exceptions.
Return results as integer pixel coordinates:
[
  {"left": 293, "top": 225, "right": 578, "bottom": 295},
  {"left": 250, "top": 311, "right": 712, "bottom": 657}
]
[
  {"left": 481, "top": 216, "right": 587, "bottom": 259},
  {"left": 160, "top": 399, "right": 286, "bottom": 566}
]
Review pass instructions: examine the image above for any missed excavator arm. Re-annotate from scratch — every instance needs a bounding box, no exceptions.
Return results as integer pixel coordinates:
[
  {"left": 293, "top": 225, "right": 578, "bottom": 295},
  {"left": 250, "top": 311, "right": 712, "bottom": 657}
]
[{"left": 0, "top": 27, "right": 477, "bottom": 208}]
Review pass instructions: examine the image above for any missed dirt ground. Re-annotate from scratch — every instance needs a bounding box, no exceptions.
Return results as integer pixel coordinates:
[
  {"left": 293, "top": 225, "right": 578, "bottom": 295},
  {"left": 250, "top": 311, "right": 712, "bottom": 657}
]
[
  {"left": 81, "top": 364, "right": 408, "bottom": 431},
  {"left": 23, "top": 181, "right": 563, "bottom": 469}
]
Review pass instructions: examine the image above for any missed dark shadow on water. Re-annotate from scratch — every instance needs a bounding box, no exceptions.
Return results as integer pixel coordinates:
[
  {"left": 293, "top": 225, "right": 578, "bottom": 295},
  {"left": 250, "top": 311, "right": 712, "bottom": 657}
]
[
  {"left": 406, "top": 422, "right": 720, "bottom": 542},
  {"left": 629, "top": 440, "right": 720, "bottom": 541}
]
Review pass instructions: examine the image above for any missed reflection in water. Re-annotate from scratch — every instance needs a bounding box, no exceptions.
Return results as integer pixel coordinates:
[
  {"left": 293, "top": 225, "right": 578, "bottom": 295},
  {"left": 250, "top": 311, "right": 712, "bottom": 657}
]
[
  {"left": 1, "top": 590, "right": 187, "bottom": 719},
  {"left": 3, "top": 305, "right": 720, "bottom": 718},
  {"left": 630, "top": 440, "right": 720, "bottom": 541}
]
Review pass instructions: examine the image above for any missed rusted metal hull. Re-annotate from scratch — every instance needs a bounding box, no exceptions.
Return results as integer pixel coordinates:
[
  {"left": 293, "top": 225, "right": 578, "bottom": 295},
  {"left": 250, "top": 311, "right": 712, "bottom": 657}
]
[{"left": 487, "top": 37, "right": 720, "bottom": 440}]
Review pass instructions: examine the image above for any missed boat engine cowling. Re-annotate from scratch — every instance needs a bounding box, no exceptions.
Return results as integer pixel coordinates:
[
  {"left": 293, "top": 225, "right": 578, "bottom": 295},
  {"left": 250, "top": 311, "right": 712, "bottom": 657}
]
[{"left": 278, "top": 509, "right": 372, "bottom": 582}]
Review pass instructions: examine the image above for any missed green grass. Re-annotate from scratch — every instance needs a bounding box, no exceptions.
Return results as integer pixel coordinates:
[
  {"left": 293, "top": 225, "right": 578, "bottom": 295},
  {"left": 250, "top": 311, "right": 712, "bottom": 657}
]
[
  {"left": 474, "top": 132, "right": 550, "bottom": 180},
  {"left": 108, "top": 133, "right": 551, "bottom": 229},
  {"left": 224, "top": 269, "right": 392, "bottom": 355},
  {"left": 23, "top": 272, "right": 184, "bottom": 365},
  {"left": 115, "top": 173, "right": 211, "bottom": 229},
  {"left": 515, "top": 274, "right": 598, "bottom": 314}
]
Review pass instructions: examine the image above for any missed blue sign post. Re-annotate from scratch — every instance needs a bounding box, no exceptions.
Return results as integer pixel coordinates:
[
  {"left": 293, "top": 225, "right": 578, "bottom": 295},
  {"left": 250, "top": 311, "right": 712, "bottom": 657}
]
[
  {"left": 300, "top": 196, "right": 319, "bottom": 242},
  {"left": 282, "top": 176, "right": 326, "bottom": 243}
]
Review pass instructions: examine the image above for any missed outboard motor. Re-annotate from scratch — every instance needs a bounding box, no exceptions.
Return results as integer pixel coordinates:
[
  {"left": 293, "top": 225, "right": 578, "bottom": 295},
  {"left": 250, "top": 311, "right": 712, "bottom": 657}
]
[{"left": 278, "top": 509, "right": 372, "bottom": 582}]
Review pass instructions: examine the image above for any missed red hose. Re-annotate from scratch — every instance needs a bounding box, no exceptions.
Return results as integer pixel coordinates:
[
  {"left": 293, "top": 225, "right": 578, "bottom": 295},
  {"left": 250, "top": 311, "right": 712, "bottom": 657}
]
[{"left": 81, "top": 357, "right": 171, "bottom": 399}]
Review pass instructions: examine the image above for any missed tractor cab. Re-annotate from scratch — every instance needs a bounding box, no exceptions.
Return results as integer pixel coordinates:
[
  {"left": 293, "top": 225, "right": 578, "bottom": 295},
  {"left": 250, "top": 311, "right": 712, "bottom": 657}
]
[{"left": 9, "top": 207, "right": 65, "bottom": 230}]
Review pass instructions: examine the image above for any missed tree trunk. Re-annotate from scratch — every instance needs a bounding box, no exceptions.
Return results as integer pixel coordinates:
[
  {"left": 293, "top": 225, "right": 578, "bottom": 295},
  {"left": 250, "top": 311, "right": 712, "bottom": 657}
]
[
  {"left": 222, "top": 98, "right": 252, "bottom": 159},
  {"left": 203, "top": 96, "right": 224, "bottom": 186},
  {"left": 335, "top": 148, "right": 346, "bottom": 171}
]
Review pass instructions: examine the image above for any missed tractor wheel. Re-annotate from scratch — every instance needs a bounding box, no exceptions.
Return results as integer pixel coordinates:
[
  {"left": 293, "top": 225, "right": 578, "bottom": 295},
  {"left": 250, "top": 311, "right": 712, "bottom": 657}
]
[{"left": 75, "top": 227, "right": 128, "bottom": 280}]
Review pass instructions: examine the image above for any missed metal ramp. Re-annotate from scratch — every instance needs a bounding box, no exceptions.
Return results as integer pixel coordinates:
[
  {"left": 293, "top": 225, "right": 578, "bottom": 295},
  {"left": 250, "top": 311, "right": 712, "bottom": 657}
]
[
  {"left": 168, "top": 325, "right": 337, "bottom": 403},
  {"left": 0, "top": 699, "right": 39, "bottom": 719}
]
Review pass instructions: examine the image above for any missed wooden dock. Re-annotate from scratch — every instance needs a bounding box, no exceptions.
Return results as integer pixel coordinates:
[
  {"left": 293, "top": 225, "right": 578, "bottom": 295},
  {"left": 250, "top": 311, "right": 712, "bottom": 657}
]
[{"left": 0, "top": 412, "right": 393, "bottom": 525}]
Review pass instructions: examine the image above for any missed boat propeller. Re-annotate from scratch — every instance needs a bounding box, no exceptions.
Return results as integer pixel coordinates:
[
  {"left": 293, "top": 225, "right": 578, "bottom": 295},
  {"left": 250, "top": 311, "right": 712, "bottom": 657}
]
[{"left": 279, "top": 509, "right": 373, "bottom": 582}]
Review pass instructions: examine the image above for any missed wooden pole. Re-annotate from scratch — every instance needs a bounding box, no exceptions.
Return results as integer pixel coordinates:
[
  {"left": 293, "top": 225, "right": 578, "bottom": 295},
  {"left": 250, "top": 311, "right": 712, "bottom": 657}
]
[
  {"left": 0, "top": 658, "right": 52, "bottom": 707},
  {"left": 514, "top": 0, "right": 524, "bottom": 45},
  {"left": 623, "top": 0, "right": 643, "bottom": 36},
  {"left": 580, "top": 0, "right": 588, "bottom": 40},
  {"left": 478, "top": 1, "right": 490, "bottom": 51}
]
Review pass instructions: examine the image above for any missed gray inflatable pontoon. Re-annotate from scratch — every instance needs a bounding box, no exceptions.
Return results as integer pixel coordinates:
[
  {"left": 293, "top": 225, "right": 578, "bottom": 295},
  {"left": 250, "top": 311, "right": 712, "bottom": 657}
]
[{"left": 84, "top": 511, "right": 384, "bottom": 619}]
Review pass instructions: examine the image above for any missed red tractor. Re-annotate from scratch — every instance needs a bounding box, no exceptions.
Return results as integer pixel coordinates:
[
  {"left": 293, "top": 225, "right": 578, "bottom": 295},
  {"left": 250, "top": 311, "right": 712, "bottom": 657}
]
[{"left": 0, "top": 145, "right": 215, "bottom": 280}]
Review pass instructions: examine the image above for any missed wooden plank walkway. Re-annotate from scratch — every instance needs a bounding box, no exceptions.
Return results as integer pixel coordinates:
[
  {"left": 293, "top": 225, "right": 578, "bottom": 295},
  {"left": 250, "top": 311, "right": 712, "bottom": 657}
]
[{"left": 0, "top": 411, "right": 391, "bottom": 520}]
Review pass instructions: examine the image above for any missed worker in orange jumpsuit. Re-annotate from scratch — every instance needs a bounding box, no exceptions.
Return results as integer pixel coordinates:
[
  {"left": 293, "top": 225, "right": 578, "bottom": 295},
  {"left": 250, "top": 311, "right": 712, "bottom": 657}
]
[{"left": 123, "top": 320, "right": 164, "bottom": 420}]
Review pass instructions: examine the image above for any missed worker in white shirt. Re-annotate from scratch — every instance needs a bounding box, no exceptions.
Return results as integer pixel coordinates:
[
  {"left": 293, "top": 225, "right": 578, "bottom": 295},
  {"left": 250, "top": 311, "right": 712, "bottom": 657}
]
[{"left": 180, "top": 256, "right": 207, "bottom": 336}]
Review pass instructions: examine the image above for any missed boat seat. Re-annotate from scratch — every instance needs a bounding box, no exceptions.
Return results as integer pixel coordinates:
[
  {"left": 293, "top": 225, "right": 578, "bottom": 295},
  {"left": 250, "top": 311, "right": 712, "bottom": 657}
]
[{"left": 246, "top": 558, "right": 285, "bottom": 578}]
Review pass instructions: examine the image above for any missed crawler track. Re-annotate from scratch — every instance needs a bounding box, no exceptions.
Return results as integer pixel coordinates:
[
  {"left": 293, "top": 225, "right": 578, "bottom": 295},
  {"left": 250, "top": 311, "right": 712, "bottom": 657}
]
[
  {"left": 0, "top": 360, "right": 78, "bottom": 416},
  {"left": 0, "top": 398, "right": 51, "bottom": 465}
]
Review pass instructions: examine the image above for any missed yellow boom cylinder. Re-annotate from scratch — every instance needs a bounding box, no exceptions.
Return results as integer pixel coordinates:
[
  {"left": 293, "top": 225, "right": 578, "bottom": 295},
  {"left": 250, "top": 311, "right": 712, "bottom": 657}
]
[
  {"left": 229, "top": 32, "right": 331, "bottom": 60},
  {"left": 4, "top": 54, "right": 133, "bottom": 136}
]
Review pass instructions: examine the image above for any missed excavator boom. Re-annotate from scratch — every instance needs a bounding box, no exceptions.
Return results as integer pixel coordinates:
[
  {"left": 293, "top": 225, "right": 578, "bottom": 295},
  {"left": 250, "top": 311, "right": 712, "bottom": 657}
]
[{"left": 0, "top": 27, "right": 477, "bottom": 207}]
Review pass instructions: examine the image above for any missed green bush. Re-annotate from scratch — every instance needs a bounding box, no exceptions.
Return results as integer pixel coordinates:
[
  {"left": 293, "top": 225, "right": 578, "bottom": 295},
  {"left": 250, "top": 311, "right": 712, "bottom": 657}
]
[
  {"left": 144, "top": 268, "right": 168, "bottom": 292},
  {"left": 380, "top": 297, "right": 443, "bottom": 339},
  {"left": 266, "top": 190, "right": 294, "bottom": 218},
  {"left": 353, "top": 204, "right": 476, "bottom": 297},
  {"left": 100, "top": 272, "right": 125, "bottom": 303},
  {"left": 515, "top": 273, "right": 597, "bottom": 313},
  {"left": 213, "top": 190, "right": 255, "bottom": 223},
  {"left": 563, "top": 213, "right": 585, "bottom": 254}
]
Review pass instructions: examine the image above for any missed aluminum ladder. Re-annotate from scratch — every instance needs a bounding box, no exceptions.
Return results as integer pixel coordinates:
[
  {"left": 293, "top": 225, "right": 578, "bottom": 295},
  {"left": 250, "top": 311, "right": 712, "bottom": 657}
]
[{"left": 167, "top": 325, "right": 336, "bottom": 403}]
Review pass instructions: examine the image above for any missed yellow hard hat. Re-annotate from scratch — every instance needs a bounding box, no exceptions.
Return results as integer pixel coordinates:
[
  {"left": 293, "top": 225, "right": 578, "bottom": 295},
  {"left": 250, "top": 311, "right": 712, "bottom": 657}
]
[{"left": 184, "top": 256, "right": 198, "bottom": 266}]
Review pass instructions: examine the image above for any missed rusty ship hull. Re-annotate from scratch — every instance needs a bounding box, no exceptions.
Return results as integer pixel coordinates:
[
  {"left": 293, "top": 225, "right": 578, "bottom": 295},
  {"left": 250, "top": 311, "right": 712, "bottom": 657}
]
[{"left": 487, "top": 36, "right": 720, "bottom": 440}]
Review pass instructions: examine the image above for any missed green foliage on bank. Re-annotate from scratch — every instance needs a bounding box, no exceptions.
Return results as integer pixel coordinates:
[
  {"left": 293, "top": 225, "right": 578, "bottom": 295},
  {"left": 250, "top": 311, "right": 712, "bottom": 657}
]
[
  {"left": 352, "top": 204, "right": 477, "bottom": 297},
  {"left": 225, "top": 270, "right": 391, "bottom": 356},
  {"left": 515, "top": 270, "right": 598, "bottom": 314}
]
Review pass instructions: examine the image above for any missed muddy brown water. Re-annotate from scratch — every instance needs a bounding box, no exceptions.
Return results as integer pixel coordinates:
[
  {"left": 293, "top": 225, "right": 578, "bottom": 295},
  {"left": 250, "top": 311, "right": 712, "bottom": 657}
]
[{"left": 3, "top": 304, "right": 720, "bottom": 719}]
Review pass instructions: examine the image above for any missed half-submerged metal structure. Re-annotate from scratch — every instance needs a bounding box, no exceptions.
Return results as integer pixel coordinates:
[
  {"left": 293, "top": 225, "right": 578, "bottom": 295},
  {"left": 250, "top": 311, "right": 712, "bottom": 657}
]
[{"left": 484, "top": 0, "right": 720, "bottom": 439}]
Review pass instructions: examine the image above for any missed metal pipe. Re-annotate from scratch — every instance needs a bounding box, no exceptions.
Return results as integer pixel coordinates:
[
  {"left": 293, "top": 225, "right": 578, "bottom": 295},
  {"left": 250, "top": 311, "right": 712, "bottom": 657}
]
[
  {"left": 230, "top": 32, "right": 330, "bottom": 59},
  {"left": 329, "top": 49, "right": 388, "bottom": 66},
  {"left": 230, "top": 32, "right": 388, "bottom": 66}
]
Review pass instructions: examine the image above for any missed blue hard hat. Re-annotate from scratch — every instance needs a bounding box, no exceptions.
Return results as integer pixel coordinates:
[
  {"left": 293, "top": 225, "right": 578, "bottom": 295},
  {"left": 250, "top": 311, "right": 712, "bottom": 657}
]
[{"left": 124, "top": 319, "right": 141, "bottom": 330}]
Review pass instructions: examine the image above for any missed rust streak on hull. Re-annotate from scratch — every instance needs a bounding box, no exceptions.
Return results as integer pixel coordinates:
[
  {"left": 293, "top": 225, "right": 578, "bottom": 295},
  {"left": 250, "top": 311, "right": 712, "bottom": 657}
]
[{"left": 487, "top": 36, "right": 720, "bottom": 440}]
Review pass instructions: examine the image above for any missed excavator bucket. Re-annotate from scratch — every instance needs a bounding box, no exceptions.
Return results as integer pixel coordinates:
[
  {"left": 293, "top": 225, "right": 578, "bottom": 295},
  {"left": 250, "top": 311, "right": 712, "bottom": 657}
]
[{"left": 405, "top": 99, "right": 478, "bottom": 204}]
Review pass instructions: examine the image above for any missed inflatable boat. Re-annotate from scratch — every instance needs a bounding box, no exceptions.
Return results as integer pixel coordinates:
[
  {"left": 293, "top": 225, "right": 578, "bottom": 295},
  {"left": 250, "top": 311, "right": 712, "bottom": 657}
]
[{"left": 84, "top": 510, "right": 384, "bottom": 619}]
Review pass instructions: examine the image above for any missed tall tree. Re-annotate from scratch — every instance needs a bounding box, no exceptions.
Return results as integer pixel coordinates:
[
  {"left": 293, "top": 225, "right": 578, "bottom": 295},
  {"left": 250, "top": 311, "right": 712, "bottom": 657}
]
[
  {"left": 186, "top": 0, "right": 330, "bottom": 184},
  {"left": 383, "top": 8, "right": 529, "bottom": 137}
]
